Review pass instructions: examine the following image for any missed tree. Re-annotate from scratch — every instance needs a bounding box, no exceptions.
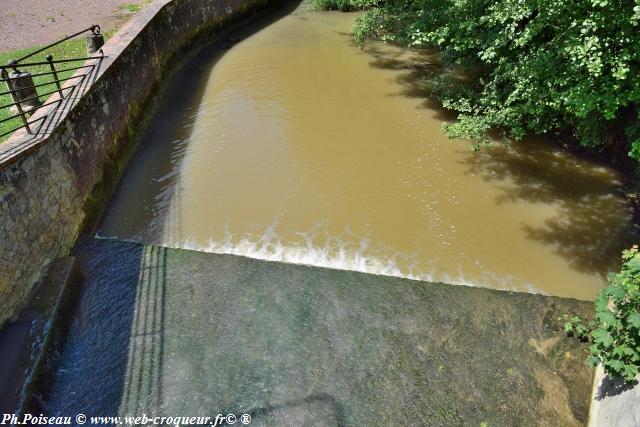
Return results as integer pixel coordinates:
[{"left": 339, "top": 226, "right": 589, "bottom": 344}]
[{"left": 353, "top": 0, "right": 640, "bottom": 158}]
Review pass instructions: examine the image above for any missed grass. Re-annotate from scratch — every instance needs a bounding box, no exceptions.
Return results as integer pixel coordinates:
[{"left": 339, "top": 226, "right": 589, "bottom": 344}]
[
  {"left": 0, "top": 18, "right": 139, "bottom": 141},
  {"left": 120, "top": 0, "right": 155, "bottom": 14},
  {"left": 119, "top": 3, "right": 142, "bottom": 13},
  {"left": 0, "top": 0, "right": 187, "bottom": 142},
  {"left": 0, "top": 1, "right": 153, "bottom": 142}
]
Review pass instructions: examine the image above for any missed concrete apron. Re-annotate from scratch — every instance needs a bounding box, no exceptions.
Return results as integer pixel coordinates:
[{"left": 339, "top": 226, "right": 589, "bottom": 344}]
[
  {"left": 588, "top": 366, "right": 640, "bottom": 426},
  {"left": 38, "top": 237, "right": 594, "bottom": 426}
]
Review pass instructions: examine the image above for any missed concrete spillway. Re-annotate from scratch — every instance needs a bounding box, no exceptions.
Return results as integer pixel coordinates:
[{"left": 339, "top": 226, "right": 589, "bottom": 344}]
[{"left": 40, "top": 237, "right": 592, "bottom": 425}]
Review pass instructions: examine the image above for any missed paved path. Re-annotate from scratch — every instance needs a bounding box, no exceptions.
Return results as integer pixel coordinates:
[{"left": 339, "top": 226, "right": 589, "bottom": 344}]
[
  {"left": 40, "top": 238, "right": 594, "bottom": 425},
  {"left": 0, "top": 0, "right": 145, "bottom": 52}
]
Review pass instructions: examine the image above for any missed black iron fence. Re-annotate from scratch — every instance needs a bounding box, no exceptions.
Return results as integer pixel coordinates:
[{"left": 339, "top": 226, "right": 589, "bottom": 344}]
[{"left": 0, "top": 25, "right": 106, "bottom": 139}]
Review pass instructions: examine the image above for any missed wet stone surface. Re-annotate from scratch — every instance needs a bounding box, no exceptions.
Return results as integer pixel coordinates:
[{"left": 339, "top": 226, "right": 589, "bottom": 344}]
[{"left": 43, "top": 238, "right": 593, "bottom": 426}]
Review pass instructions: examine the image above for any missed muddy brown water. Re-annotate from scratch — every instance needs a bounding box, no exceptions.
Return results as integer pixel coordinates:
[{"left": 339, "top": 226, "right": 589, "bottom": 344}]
[{"left": 99, "top": 4, "right": 634, "bottom": 300}]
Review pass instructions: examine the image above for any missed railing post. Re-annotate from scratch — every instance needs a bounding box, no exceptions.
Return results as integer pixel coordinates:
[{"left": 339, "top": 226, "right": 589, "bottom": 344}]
[
  {"left": 46, "top": 54, "right": 64, "bottom": 98},
  {"left": 1, "top": 67, "right": 32, "bottom": 134},
  {"left": 86, "top": 25, "right": 104, "bottom": 54},
  {"left": 6, "top": 60, "right": 41, "bottom": 111}
]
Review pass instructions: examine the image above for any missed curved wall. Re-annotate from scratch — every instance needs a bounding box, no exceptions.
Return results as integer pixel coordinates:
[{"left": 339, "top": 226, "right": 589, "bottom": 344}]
[{"left": 0, "top": 0, "right": 276, "bottom": 327}]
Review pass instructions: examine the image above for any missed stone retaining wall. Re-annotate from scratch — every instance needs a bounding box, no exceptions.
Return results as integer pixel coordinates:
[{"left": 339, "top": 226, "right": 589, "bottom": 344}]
[{"left": 0, "top": 0, "right": 275, "bottom": 328}]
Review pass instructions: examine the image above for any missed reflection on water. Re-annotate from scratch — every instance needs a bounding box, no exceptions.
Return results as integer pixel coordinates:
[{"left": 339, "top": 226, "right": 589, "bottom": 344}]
[{"left": 99, "top": 4, "right": 634, "bottom": 300}]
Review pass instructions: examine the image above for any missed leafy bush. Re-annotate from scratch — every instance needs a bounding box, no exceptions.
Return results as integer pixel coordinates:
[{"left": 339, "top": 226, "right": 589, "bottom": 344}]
[
  {"left": 309, "top": 0, "right": 351, "bottom": 11},
  {"left": 565, "top": 246, "right": 640, "bottom": 383},
  {"left": 352, "top": 0, "right": 640, "bottom": 160},
  {"left": 309, "top": 0, "right": 380, "bottom": 12}
]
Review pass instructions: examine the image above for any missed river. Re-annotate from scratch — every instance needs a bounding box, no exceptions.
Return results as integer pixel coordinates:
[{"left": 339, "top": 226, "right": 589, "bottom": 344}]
[{"left": 98, "top": 2, "right": 634, "bottom": 300}]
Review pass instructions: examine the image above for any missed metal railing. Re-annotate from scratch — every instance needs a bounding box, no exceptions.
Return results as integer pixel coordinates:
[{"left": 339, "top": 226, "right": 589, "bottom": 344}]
[{"left": 0, "top": 25, "right": 106, "bottom": 139}]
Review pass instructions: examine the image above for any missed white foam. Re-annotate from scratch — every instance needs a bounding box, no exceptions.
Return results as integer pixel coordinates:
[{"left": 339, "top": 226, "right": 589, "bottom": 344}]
[
  {"left": 98, "top": 220, "right": 544, "bottom": 295},
  {"left": 175, "top": 222, "right": 431, "bottom": 282}
]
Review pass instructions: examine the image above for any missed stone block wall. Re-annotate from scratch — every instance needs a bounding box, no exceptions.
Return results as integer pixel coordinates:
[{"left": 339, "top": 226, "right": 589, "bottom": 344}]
[{"left": 0, "top": 0, "right": 274, "bottom": 327}]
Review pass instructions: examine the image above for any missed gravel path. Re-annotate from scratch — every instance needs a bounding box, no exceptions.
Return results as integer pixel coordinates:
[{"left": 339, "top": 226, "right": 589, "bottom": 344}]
[{"left": 0, "top": 0, "right": 145, "bottom": 52}]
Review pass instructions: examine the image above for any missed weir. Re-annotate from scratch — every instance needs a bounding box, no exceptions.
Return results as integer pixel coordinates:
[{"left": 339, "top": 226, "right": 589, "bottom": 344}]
[
  {"left": 2, "top": 0, "right": 635, "bottom": 425},
  {"left": 42, "top": 238, "right": 593, "bottom": 425}
]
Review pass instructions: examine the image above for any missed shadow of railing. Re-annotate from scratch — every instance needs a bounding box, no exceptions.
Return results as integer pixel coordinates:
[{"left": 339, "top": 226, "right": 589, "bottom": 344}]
[
  {"left": 120, "top": 245, "right": 168, "bottom": 414},
  {"left": 0, "top": 26, "right": 105, "bottom": 160},
  {"left": 240, "top": 393, "right": 346, "bottom": 427}
]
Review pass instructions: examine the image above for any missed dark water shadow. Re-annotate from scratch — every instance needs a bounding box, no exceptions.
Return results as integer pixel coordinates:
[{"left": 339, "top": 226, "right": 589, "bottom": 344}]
[
  {"left": 461, "top": 141, "right": 635, "bottom": 277},
  {"left": 97, "top": 0, "right": 303, "bottom": 244},
  {"left": 357, "top": 38, "right": 636, "bottom": 279},
  {"left": 118, "top": 245, "right": 169, "bottom": 414},
  {"left": 358, "top": 42, "right": 461, "bottom": 122},
  {"left": 43, "top": 241, "right": 171, "bottom": 416},
  {"left": 41, "top": 238, "right": 145, "bottom": 416}
]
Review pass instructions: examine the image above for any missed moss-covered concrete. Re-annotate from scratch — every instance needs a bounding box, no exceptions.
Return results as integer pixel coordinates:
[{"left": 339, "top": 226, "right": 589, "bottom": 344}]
[{"left": 42, "top": 238, "right": 594, "bottom": 426}]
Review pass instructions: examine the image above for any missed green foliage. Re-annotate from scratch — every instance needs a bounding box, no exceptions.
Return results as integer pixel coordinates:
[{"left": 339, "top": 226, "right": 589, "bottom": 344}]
[
  {"left": 442, "top": 115, "right": 492, "bottom": 151},
  {"left": 310, "top": 0, "right": 380, "bottom": 12},
  {"left": 353, "top": 8, "right": 385, "bottom": 44},
  {"left": 120, "top": 4, "right": 142, "bottom": 13},
  {"left": 352, "top": 0, "right": 640, "bottom": 159},
  {"left": 564, "top": 315, "right": 589, "bottom": 341},
  {"left": 564, "top": 246, "right": 640, "bottom": 383},
  {"left": 630, "top": 140, "right": 640, "bottom": 161},
  {"left": 309, "top": 0, "right": 350, "bottom": 11}
]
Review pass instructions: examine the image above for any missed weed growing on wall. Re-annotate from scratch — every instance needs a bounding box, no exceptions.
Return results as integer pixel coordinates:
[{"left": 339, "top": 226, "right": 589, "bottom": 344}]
[{"left": 565, "top": 246, "right": 640, "bottom": 383}]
